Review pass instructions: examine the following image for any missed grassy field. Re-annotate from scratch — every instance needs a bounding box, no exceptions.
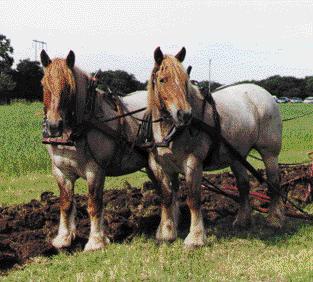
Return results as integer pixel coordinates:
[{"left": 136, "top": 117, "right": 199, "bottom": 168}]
[{"left": 1, "top": 102, "right": 313, "bottom": 281}]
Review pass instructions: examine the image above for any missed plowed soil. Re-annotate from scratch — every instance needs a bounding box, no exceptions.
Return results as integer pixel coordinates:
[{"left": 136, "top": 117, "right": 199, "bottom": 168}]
[{"left": 1, "top": 165, "right": 312, "bottom": 272}]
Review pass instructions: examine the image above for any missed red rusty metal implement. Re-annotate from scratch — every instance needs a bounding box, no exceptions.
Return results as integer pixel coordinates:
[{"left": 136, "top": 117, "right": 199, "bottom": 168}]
[{"left": 201, "top": 165, "right": 313, "bottom": 220}]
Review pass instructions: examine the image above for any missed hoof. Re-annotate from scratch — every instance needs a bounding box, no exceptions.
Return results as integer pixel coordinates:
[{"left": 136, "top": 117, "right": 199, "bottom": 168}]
[
  {"left": 84, "top": 234, "right": 110, "bottom": 252},
  {"left": 184, "top": 230, "right": 206, "bottom": 249},
  {"left": 232, "top": 213, "right": 252, "bottom": 229},
  {"left": 52, "top": 232, "right": 75, "bottom": 249},
  {"left": 156, "top": 220, "right": 177, "bottom": 243},
  {"left": 266, "top": 213, "right": 285, "bottom": 229},
  {"left": 267, "top": 203, "right": 285, "bottom": 229}
]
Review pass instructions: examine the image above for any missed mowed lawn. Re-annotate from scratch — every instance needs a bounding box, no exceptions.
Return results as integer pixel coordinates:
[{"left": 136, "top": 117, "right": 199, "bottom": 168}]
[{"left": 1, "top": 101, "right": 313, "bottom": 281}]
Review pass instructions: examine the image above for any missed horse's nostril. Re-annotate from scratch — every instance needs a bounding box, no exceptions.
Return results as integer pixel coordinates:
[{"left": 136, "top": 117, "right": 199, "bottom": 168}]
[
  {"left": 58, "top": 120, "right": 63, "bottom": 130},
  {"left": 184, "top": 112, "right": 192, "bottom": 122},
  {"left": 47, "top": 120, "right": 63, "bottom": 137},
  {"left": 177, "top": 110, "right": 192, "bottom": 124},
  {"left": 177, "top": 110, "right": 184, "bottom": 120}
]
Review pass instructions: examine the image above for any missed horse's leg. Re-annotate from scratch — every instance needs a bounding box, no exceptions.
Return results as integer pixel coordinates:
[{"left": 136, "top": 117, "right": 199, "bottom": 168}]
[
  {"left": 148, "top": 159, "right": 179, "bottom": 242},
  {"left": 52, "top": 166, "right": 77, "bottom": 249},
  {"left": 260, "top": 152, "right": 285, "bottom": 228},
  {"left": 84, "top": 166, "right": 109, "bottom": 251},
  {"left": 157, "top": 174, "right": 179, "bottom": 243},
  {"left": 184, "top": 158, "right": 206, "bottom": 248},
  {"left": 231, "top": 162, "right": 252, "bottom": 227}
]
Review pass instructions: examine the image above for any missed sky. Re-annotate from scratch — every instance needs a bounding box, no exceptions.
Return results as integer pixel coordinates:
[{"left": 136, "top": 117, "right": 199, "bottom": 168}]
[{"left": 1, "top": 0, "right": 313, "bottom": 84}]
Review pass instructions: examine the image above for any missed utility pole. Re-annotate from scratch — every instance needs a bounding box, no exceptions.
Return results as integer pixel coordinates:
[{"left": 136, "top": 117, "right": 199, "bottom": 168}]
[
  {"left": 208, "top": 58, "right": 212, "bottom": 93},
  {"left": 32, "top": 40, "right": 47, "bottom": 61}
]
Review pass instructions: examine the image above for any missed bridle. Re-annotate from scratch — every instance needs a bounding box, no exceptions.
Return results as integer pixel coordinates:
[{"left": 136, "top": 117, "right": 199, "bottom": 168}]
[
  {"left": 144, "top": 65, "right": 211, "bottom": 150},
  {"left": 42, "top": 74, "right": 126, "bottom": 146},
  {"left": 42, "top": 66, "right": 217, "bottom": 155}
]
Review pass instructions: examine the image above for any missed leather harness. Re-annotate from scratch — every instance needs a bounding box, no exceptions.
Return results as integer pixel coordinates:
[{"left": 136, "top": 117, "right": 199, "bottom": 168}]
[
  {"left": 42, "top": 78, "right": 149, "bottom": 169},
  {"left": 42, "top": 75, "right": 222, "bottom": 168}
]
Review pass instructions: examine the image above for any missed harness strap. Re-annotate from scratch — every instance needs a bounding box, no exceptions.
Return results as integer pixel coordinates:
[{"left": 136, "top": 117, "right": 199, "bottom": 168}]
[
  {"left": 71, "top": 119, "right": 148, "bottom": 168},
  {"left": 191, "top": 117, "right": 313, "bottom": 220},
  {"left": 199, "top": 87, "right": 221, "bottom": 167}
]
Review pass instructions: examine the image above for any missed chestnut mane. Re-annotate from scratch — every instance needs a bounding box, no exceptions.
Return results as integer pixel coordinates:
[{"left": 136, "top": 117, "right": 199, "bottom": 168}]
[
  {"left": 147, "top": 55, "right": 203, "bottom": 112},
  {"left": 147, "top": 55, "right": 190, "bottom": 112},
  {"left": 42, "top": 58, "right": 89, "bottom": 123}
]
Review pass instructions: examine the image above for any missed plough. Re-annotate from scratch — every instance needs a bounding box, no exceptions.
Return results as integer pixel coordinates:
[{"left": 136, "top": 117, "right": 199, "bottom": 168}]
[{"left": 201, "top": 162, "right": 313, "bottom": 221}]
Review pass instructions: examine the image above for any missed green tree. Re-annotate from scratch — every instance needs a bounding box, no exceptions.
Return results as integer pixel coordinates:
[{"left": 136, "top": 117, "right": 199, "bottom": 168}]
[
  {"left": 96, "top": 70, "right": 146, "bottom": 96},
  {"left": 0, "top": 72, "right": 15, "bottom": 92},
  {"left": 248, "top": 75, "right": 305, "bottom": 98},
  {"left": 0, "top": 72, "right": 15, "bottom": 103},
  {"left": 304, "top": 76, "right": 313, "bottom": 97},
  {"left": 197, "top": 80, "right": 222, "bottom": 93},
  {"left": 0, "top": 34, "right": 15, "bottom": 103},
  {"left": 0, "top": 34, "right": 14, "bottom": 72},
  {"left": 14, "top": 59, "right": 43, "bottom": 101}
]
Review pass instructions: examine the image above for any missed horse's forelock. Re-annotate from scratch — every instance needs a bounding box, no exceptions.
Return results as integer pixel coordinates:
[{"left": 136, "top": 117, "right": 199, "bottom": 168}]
[
  {"left": 42, "top": 59, "right": 76, "bottom": 98},
  {"left": 147, "top": 55, "right": 189, "bottom": 112}
]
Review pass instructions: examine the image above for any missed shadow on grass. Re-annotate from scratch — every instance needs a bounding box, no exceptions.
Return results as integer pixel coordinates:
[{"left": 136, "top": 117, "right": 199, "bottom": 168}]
[
  {"left": 205, "top": 213, "right": 313, "bottom": 246},
  {"left": 170, "top": 202, "right": 313, "bottom": 247}
]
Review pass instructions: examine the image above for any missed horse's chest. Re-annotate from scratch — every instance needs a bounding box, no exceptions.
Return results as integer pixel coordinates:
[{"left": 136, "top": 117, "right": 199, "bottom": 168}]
[
  {"left": 154, "top": 147, "right": 186, "bottom": 173},
  {"left": 47, "top": 145, "right": 85, "bottom": 172},
  {"left": 53, "top": 154, "right": 78, "bottom": 169}
]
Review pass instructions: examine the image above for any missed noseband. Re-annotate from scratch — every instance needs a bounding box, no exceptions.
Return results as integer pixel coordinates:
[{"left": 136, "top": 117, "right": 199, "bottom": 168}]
[
  {"left": 147, "top": 67, "right": 222, "bottom": 155},
  {"left": 42, "top": 76, "right": 100, "bottom": 145},
  {"left": 142, "top": 68, "right": 191, "bottom": 150}
]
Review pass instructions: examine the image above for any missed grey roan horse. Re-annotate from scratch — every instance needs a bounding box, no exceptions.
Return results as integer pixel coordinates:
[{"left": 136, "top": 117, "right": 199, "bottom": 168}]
[
  {"left": 40, "top": 50, "right": 151, "bottom": 251},
  {"left": 147, "top": 47, "right": 283, "bottom": 248}
]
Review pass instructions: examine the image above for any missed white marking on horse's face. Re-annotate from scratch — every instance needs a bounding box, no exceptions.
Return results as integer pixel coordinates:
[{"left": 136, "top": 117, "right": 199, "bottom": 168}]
[
  {"left": 46, "top": 94, "right": 62, "bottom": 123},
  {"left": 169, "top": 104, "right": 179, "bottom": 123}
]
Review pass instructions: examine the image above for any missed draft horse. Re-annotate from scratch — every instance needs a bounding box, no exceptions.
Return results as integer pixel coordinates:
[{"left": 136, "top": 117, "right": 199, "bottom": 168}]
[
  {"left": 147, "top": 47, "right": 283, "bottom": 248},
  {"left": 40, "top": 50, "right": 151, "bottom": 251}
]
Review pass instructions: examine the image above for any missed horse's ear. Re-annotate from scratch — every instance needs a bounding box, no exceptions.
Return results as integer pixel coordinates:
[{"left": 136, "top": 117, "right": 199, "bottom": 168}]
[
  {"left": 66, "top": 50, "right": 75, "bottom": 69},
  {"left": 154, "top": 47, "right": 164, "bottom": 65},
  {"left": 187, "top": 65, "right": 192, "bottom": 77},
  {"left": 40, "top": 50, "right": 51, "bottom": 68},
  {"left": 175, "top": 47, "right": 186, "bottom": 62}
]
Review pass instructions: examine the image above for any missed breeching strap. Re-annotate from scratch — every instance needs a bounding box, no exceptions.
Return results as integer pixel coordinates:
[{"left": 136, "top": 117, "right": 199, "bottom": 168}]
[{"left": 191, "top": 117, "right": 313, "bottom": 220}]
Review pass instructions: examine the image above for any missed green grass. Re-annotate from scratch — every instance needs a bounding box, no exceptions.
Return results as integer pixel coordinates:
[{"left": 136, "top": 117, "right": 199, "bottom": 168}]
[
  {"left": 0, "top": 171, "right": 148, "bottom": 206},
  {"left": 1, "top": 102, "right": 313, "bottom": 281},
  {"left": 3, "top": 225, "right": 313, "bottom": 281},
  {"left": 0, "top": 102, "right": 50, "bottom": 177},
  {"left": 277, "top": 104, "right": 313, "bottom": 163}
]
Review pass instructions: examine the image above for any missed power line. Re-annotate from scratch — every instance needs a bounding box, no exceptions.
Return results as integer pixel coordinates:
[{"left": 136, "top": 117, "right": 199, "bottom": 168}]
[
  {"left": 32, "top": 40, "right": 47, "bottom": 61},
  {"left": 208, "top": 58, "right": 212, "bottom": 93}
]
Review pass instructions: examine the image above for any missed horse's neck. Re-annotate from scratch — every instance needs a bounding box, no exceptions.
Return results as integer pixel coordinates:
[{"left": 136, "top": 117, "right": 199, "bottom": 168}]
[
  {"left": 151, "top": 107, "right": 174, "bottom": 143},
  {"left": 73, "top": 68, "right": 88, "bottom": 125},
  {"left": 151, "top": 82, "right": 216, "bottom": 141},
  {"left": 188, "top": 83, "right": 216, "bottom": 125},
  {"left": 95, "top": 94, "right": 140, "bottom": 142}
]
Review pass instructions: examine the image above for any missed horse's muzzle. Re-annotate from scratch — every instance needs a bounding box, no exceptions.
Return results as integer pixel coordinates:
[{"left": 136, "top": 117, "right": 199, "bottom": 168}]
[
  {"left": 176, "top": 110, "right": 192, "bottom": 127},
  {"left": 46, "top": 120, "right": 64, "bottom": 138}
]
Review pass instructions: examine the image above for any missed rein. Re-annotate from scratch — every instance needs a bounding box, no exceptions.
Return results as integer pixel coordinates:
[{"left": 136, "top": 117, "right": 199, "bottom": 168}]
[
  {"left": 41, "top": 75, "right": 169, "bottom": 169},
  {"left": 191, "top": 116, "right": 313, "bottom": 221},
  {"left": 149, "top": 74, "right": 313, "bottom": 220}
]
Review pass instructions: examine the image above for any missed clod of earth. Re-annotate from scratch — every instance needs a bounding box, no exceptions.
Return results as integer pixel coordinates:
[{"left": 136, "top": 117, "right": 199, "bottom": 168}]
[{"left": 0, "top": 165, "right": 312, "bottom": 272}]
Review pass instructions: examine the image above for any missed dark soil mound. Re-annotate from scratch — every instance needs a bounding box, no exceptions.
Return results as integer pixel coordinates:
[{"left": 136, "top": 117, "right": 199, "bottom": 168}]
[{"left": 0, "top": 165, "right": 312, "bottom": 272}]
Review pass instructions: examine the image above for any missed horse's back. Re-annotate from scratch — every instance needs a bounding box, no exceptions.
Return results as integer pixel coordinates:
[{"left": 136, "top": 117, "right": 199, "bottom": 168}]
[
  {"left": 121, "top": 91, "right": 148, "bottom": 119},
  {"left": 212, "top": 83, "right": 281, "bottom": 126},
  {"left": 205, "top": 83, "right": 282, "bottom": 169},
  {"left": 213, "top": 83, "right": 276, "bottom": 109}
]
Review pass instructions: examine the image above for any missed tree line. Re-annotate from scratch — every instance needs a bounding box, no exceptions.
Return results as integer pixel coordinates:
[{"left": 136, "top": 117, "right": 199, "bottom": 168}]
[{"left": 0, "top": 34, "right": 312, "bottom": 104}]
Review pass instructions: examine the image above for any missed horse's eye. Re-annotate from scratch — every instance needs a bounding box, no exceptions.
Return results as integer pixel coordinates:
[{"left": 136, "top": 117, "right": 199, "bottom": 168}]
[{"left": 159, "top": 78, "right": 166, "bottom": 83}]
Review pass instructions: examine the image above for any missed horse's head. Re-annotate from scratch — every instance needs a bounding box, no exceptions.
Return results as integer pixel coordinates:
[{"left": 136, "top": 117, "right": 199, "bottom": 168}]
[
  {"left": 149, "top": 47, "right": 192, "bottom": 127},
  {"left": 41, "top": 50, "right": 76, "bottom": 137}
]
